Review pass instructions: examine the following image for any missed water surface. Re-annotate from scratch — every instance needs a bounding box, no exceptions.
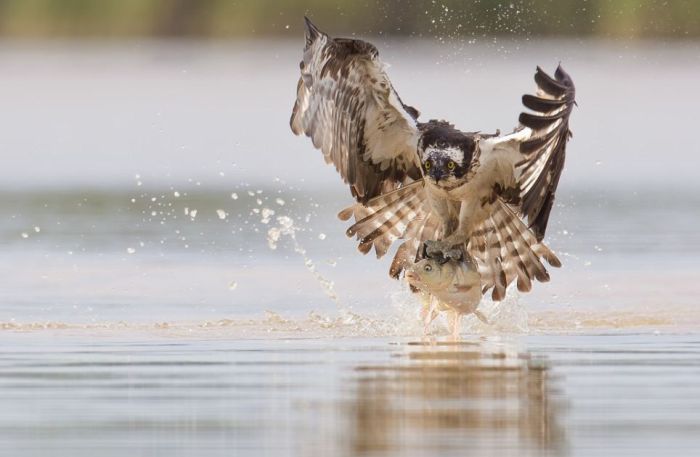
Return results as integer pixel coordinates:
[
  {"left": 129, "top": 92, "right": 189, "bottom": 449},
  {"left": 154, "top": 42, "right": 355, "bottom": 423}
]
[{"left": 2, "top": 39, "right": 700, "bottom": 456}]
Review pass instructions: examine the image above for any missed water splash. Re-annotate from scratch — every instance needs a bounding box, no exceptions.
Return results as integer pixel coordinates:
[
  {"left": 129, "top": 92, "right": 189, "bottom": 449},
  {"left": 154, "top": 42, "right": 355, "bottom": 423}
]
[
  {"left": 0, "top": 306, "right": 684, "bottom": 338},
  {"left": 472, "top": 290, "right": 530, "bottom": 334},
  {"left": 267, "top": 215, "right": 339, "bottom": 304}
]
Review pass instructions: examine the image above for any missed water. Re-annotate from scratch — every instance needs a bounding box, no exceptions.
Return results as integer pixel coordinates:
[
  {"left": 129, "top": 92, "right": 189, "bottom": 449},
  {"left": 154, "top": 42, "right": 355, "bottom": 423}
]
[
  {"left": 2, "top": 39, "right": 700, "bottom": 455},
  {"left": 3, "top": 334, "right": 700, "bottom": 456}
]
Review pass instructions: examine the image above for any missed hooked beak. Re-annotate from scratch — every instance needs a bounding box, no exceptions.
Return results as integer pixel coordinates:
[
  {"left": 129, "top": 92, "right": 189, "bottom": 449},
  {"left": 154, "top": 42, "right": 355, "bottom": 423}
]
[{"left": 428, "top": 169, "right": 444, "bottom": 182}]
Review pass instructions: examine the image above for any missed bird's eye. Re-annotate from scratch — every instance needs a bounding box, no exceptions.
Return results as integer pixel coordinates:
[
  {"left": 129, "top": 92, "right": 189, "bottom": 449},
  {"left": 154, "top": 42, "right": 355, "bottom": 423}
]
[
  {"left": 424, "top": 161, "right": 432, "bottom": 170},
  {"left": 424, "top": 264, "right": 432, "bottom": 272},
  {"left": 447, "top": 161, "right": 456, "bottom": 171}
]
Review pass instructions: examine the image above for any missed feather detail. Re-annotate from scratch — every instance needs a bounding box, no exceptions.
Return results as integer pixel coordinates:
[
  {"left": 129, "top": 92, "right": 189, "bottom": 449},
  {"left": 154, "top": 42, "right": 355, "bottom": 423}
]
[
  {"left": 515, "top": 65, "right": 575, "bottom": 241},
  {"left": 290, "top": 17, "right": 421, "bottom": 203},
  {"left": 466, "top": 199, "right": 560, "bottom": 301}
]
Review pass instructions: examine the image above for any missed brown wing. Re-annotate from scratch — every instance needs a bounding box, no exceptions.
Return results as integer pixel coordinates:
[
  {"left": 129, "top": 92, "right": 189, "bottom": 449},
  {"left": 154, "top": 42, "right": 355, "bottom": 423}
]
[
  {"left": 516, "top": 65, "right": 576, "bottom": 241},
  {"left": 340, "top": 183, "right": 560, "bottom": 301},
  {"left": 290, "top": 17, "right": 422, "bottom": 203},
  {"left": 467, "top": 199, "right": 560, "bottom": 301}
]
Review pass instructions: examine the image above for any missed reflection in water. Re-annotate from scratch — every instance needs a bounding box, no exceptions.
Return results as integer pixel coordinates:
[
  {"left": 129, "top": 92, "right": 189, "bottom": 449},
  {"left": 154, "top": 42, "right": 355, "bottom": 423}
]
[
  {"left": 347, "top": 340, "right": 564, "bottom": 456},
  {"left": 4, "top": 335, "right": 700, "bottom": 456}
]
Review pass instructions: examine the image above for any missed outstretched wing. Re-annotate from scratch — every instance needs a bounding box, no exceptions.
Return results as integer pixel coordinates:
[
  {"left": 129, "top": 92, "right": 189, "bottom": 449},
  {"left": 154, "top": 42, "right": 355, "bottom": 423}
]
[
  {"left": 336, "top": 64, "right": 572, "bottom": 301},
  {"left": 290, "top": 17, "right": 422, "bottom": 203},
  {"left": 485, "top": 65, "right": 576, "bottom": 241}
]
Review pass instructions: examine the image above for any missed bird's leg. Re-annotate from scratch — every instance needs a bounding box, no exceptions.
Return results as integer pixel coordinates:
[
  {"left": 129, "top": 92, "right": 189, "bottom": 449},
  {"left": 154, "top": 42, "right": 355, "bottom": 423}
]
[
  {"left": 424, "top": 239, "right": 463, "bottom": 262},
  {"left": 423, "top": 194, "right": 462, "bottom": 260},
  {"left": 425, "top": 239, "right": 465, "bottom": 262},
  {"left": 425, "top": 197, "right": 489, "bottom": 261}
]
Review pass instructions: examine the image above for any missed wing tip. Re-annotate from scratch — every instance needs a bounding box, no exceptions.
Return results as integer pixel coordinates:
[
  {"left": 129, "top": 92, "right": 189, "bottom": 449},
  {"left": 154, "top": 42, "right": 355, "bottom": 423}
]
[
  {"left": 533, "top": 64, "right": 575, "bottom": 99},
  {"left": 337, "top": 206, "right": 354, "bottom": 221},
  {"left": 303, "top": 16, "right": 323, "bottom": 44}
]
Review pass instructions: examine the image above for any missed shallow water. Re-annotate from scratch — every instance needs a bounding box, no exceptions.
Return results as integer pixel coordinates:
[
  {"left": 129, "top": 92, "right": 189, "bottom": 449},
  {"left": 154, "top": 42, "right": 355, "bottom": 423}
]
[
  {"left": 2, "top": 334, "right": 700, "bottom": 457},
  {"left": 2, "top": 39, "right": 700, "bottom": 455}
]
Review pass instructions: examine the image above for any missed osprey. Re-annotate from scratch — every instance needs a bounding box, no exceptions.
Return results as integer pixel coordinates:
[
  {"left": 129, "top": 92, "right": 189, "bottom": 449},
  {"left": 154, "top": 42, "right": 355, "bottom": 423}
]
[{"left": 290, "top": 17, "right": 575, "bottom": 301}]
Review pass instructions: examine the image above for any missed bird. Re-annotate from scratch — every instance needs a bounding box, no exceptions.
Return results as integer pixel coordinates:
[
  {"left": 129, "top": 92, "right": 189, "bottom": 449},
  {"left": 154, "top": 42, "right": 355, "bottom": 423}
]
[{"left": 290, "top": 17, "right": 573, "bottom": 303}]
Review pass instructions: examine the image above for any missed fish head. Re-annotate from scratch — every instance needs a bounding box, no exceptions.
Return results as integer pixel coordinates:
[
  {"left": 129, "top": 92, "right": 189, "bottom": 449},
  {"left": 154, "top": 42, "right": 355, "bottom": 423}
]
[{"left": 405, "top": 258, "right": 455, "bottom": 291}]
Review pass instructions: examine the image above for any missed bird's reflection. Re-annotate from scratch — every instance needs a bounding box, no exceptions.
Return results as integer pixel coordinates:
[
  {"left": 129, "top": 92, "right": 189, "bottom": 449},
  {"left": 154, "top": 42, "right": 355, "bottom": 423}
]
[{"left": 346, "top": 339, "right": 565, "bottom": 456}]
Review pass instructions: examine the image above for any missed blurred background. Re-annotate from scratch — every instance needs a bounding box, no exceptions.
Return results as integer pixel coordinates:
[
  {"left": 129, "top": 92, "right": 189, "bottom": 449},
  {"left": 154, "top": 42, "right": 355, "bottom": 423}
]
[
  {"left": 3, "top": 5, "right": 700, "bottom": 455},
  {"left": 1, "top": 0, "right": 699, "bottom": 327},
  {"left": 0, "top": 0, "right": 699, "bottom": 38}
]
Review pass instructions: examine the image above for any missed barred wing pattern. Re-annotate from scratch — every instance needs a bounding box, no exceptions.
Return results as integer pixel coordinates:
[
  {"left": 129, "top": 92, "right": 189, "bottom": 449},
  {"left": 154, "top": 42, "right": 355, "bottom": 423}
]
[
  {"left": 516, "top": 65, "right": 576, "bottom": 241},
  {"left": 290, "top": 17, "right": 422, "bottom": 203},
  {"left": 467, "top": 199, "right": 560, "bottom": 301},
  {"left": 341, "top": 183, "right": 560, "bottom": 301}
]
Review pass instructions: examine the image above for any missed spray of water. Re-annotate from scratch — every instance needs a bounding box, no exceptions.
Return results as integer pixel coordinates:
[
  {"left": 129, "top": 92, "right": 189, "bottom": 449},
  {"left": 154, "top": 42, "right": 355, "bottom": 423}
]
[{"left": 266, "top": 214, "right": 339, "bottom": 304}]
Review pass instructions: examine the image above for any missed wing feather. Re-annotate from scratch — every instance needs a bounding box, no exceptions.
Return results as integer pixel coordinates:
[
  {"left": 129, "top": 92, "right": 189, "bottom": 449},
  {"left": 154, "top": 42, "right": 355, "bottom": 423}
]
[
  {"left": 291, "top": 17, "right": 421, "bottom": 203},
  {"left": 322, "top": 59, "right": 571, "bottom": 303},
  {"left": 466, "top": 199, "right": 560, "bottom": 301},
  {"left": 516, "top": 65, "right": 576, "bottom": 241}
]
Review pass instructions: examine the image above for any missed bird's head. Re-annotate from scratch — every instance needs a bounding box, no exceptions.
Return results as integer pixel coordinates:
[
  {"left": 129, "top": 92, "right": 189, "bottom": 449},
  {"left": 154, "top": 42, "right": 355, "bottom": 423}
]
[{"left": 418, "top": 122, "right": 479, "bottom": 187}]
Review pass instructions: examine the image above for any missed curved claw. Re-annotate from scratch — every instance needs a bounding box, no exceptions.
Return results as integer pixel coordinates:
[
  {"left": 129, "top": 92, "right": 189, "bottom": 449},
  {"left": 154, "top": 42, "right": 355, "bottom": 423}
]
[
  {"left": 423, "top": 240, "right": 462, "bottom": 263},
  {"left": 422, "top": 240, "right": 441, "bottom": 259},
  {"left": 444, "top": 248, "right": 463, "bottom": 262}
]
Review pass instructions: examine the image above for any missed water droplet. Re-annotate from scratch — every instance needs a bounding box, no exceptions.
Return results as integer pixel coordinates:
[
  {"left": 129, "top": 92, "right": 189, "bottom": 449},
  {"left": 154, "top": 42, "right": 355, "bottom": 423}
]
[
  {"left": 228, "top": 281, "right": 238, "bottom": 291},
  {"left": 34, "top": 226, "right": 41, "bottom": 233},
  {"left": 20, "top": 232, "right": 28, "bottom": 239},
  {"left": 126, "top": 247, "right": 136, "bottom": 254},
  {"left": 275, "top": 198, "right": 285, "bottom": 206},
  {"left": 173, "top": 191, "right": 180, "bottom": 197},
  {"left": 318, "top": 233, "right": 326, "bottom": 240},
  {"left": 261, "top": 208, "right": 275, "bottom": 224},
  {"left": 231, "top": 192, "right": 239, "bottom": 200},
  {"left": 216, "top": 209, "right": 227, "bottom": 220}
]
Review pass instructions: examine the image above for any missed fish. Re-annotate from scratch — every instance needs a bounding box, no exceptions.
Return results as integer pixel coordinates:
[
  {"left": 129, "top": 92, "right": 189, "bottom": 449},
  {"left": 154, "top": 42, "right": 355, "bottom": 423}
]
[{"left": 405, "top": 253, "right": 490, "bottom": 338}]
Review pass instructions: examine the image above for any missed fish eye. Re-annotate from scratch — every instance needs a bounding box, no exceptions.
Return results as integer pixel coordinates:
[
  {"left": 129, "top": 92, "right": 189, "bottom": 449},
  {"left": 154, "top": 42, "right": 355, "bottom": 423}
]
[
  {"left": 447, "top": 161, "right": 456, "bottom": 170},
  {"left": 424, "top": 264, "right": 432, "bottom": 272},
  {"left": 424, "top": 160, "right": 432, "bottom": 170}
]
